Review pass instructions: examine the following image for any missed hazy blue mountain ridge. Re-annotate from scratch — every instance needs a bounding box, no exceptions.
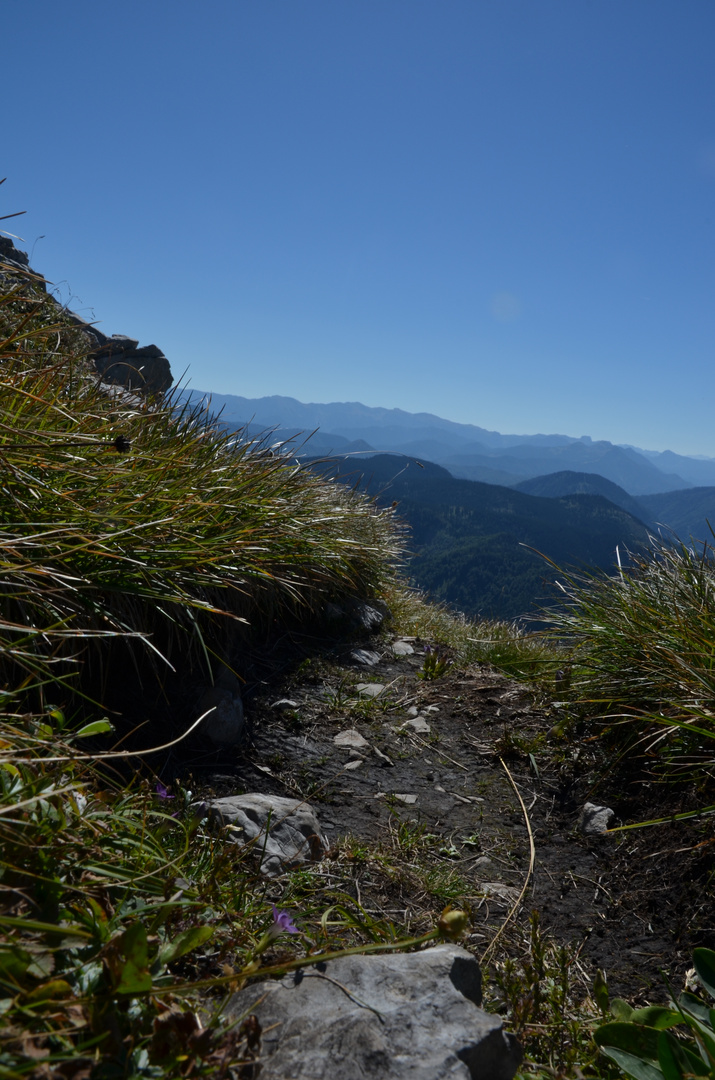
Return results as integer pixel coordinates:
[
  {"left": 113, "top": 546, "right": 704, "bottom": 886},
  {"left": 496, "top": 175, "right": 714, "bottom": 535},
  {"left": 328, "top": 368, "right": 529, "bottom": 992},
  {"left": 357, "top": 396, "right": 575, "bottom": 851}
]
[
  {"left": 181, "top": 390, "right": 710, "bottom": 496},
  {"left": 635, "top": 488, "right": 715, "bottom": 545}
]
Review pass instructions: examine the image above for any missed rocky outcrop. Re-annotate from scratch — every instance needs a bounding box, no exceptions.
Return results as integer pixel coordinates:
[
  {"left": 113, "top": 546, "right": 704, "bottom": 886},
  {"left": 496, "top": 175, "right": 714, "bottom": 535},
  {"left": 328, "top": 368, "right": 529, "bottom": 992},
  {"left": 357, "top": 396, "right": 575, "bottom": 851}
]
[
  {"left": 0, "top": 237, "right": 172, "bottom": 394},
  {"left": 90, "top": 335, "right": 172, "bottom": 394},
  {"left": 227, "top": 944, "right": 523, "bottom": 1079}
]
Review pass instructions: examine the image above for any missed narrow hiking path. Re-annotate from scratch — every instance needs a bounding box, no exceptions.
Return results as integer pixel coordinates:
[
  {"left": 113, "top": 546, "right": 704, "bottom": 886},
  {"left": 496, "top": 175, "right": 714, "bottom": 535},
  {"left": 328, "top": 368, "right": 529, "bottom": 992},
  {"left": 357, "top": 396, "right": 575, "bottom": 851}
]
[{"left": 189, "top": 635, "right": 710, "bottom": 1004}]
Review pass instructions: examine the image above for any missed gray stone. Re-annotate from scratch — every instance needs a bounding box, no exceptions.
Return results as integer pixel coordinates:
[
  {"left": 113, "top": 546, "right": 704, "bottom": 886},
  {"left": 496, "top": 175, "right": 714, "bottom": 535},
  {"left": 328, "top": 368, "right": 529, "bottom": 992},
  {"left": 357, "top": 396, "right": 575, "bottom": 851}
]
[
  {"left": 351, "top": 649, "right": 381, "bottom": 666},
  {"left": 392, "top": 639, "right": 415, "bottom": 656},
  {"left": 480, "top": 882, "right": 521, "bottom": 904},
  {"left": 579, "top": 802, "right": 616, "bottom": 835},
  {"left": 473, "top": 856, "right": 493, "bottom": 871},
  {"left": 322, "top": 598, "right": 387, "bottom": 635},
  {"left": 334, "top": 728, "right": 370, "bottom": 749},
  {"left": 348, "top": 600, "right": 385, "bottom": 631},
  {"left": 401, "top": 715, "right": 431, "bottom": 734},
  {"left": 228, "top": 944, "right": 522, "bottom": 1079},
  {"left": 356, "top": 682, "right": 385, "bottom": 698},
  {"left": 373, "top": 745, "right": 395, "bottom": 767},
  {"left": 92, "top": 335, "right": 173, "bottom": 393},
  {"left": 204, "top": 794, "right": 327, "bottom": 877}
]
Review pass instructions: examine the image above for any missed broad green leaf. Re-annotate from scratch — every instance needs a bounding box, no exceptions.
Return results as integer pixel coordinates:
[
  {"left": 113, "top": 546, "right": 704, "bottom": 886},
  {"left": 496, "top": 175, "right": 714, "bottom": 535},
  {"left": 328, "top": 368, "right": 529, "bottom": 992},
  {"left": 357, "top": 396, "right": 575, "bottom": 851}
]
[
  {"left": 158, "top": 925, "right": 214, "bottom": 967},
  {"left": 657, "top": 1030, "right": 710, "bottom": 1080},
  {"left": 26, "top": 950, "right": 55, "bottom": 980},
  {"left": 678, "top": 992, "right": 712, "bottom": 1027},
  {"left": 599, "top": 1046, "right": 664, "bottom": 1080},
  {"left": 75, "top": 719, "right": 115, "bottom": 738},
  {"left": 612, "top": 998, "right": 636, "bottom": 1021},
  {"left": 115, "top": 922, "right": 152, "bottom": 995},
  {"left": 595, "top": 1022, "right": 661, "bottom": 1062},
  {"left": 694, "top": 949, "right": 715, "bottom": 999},
  {"left": 24, "top": 978, "right": 73, "bottom": 1004},
  {"left": 0, "top": 946, "right": 31, "bottom": 983},
  {"left": 676, "top": 994, "right": 715, "bottom": 1061},
  {"left": 630, "top": 1006, "right": 681, "bottom": 1030}
]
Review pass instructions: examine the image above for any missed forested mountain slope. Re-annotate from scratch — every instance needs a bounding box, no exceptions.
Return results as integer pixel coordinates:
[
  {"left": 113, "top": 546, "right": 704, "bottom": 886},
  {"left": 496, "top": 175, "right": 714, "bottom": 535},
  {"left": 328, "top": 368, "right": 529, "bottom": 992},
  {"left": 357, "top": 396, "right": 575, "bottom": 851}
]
[{"left": 314, "top": 456, "right": 650, "bottom": 620}]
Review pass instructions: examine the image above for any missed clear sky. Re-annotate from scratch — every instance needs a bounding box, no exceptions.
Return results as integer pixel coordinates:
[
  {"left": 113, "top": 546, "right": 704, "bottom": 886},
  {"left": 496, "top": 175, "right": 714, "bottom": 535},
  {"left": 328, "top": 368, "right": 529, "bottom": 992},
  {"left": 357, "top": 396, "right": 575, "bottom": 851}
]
[{"left": 4, "top": 1, "right": 715, "bottom": 455}]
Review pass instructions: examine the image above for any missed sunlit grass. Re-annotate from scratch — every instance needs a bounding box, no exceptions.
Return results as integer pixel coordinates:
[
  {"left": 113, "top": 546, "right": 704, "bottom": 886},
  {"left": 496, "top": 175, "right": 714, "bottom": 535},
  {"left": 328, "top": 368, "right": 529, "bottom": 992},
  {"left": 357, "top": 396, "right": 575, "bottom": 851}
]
[
  {"left": 547, "top": 536, "right": 715, "bottom": 775},
  {"left": 0, "top": 267, "right": 405, "bottom": 713}
]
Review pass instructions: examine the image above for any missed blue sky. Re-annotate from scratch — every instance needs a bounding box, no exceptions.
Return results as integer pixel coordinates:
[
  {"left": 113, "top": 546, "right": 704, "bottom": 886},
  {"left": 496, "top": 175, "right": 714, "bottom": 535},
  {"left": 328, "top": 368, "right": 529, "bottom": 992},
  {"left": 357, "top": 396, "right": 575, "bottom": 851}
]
[{"left": 4, "top": 1, "right": 715, "bottom": 455}]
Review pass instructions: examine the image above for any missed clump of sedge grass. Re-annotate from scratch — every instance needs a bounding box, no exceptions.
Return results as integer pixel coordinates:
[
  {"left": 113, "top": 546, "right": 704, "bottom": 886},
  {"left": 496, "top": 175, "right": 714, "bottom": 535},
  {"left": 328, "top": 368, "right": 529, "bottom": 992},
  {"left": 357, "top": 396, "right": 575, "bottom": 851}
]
[
  {"left": 0, "top": 254, "right": 464, "bottom": 1077},
  {"left": 547, "top": 536, "right": 715, "bottom": 775},
  {"left": 0, "top": 262, "right": 405, "bottom": 715}
]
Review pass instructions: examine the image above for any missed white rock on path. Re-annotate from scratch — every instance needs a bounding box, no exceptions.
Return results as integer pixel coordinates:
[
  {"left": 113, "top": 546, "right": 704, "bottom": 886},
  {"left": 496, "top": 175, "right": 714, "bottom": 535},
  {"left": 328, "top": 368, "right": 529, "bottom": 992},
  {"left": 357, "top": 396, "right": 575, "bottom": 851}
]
[
  {"left": 579, "top": 802, "right": 616, "bottom": 834},
  {"left": 401, "top": 716, "right": 431, "bottom": 734},
  {"left": 351, "top": 649, "right": 381, "bottom": 666},
  {"left": 334, "top": 728, "right": 370, "bottom": 749},
  {"left": 355, "top": 682, "right": 385, "bottom": 698}
]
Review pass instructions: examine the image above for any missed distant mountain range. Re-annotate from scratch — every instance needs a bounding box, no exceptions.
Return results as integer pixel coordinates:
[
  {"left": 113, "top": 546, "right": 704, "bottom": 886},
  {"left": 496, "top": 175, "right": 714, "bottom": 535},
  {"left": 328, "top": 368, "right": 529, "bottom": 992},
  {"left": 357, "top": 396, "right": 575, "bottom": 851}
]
[
  {"left": 181, "top": 389, "right": 715, "bottom": 619},
  {"left": 182, "top": 390, "right": 715, "bottom": 495}
]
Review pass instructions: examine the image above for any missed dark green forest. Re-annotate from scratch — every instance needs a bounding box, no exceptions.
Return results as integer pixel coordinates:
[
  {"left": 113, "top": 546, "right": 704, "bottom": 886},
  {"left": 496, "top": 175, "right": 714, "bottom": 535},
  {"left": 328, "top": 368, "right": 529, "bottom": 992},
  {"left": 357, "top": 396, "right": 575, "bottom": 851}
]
[{"left": 316, "top": 455, "right": 650, "bottom": 621}]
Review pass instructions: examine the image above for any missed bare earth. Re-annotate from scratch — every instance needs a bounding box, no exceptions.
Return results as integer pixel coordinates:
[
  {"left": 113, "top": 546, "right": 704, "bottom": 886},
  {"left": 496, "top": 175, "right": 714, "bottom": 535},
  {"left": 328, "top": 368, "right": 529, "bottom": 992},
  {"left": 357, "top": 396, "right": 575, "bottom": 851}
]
[{"left": 191, "top": 634, "right": 714, "bottom": 1005}]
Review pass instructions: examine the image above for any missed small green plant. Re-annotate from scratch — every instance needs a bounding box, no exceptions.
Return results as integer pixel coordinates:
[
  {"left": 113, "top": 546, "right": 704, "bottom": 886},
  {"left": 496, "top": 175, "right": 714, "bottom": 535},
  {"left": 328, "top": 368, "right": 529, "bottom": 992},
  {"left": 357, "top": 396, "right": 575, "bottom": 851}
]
[
  {"left": 594, "top": 949, "right": 715, "bottom": 1080},
  {"left": 418, "top": 644, "right": 452, "bottom": 680},
  {"left": 487, "top": 911, "right": 603, "bottom": 1077}
]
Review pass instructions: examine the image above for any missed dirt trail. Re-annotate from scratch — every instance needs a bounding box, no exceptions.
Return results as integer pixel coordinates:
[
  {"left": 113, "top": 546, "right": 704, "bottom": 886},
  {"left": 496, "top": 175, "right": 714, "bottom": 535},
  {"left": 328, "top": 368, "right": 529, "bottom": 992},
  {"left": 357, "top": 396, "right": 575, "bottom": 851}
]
[{"left": 192, "top": 636, "right": 713, "bottom": 1003}]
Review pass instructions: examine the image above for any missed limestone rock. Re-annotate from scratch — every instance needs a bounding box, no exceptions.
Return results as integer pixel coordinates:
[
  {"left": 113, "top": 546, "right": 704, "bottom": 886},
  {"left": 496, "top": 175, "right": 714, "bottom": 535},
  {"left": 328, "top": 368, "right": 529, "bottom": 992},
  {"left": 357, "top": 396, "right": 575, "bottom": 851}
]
[
  {"left": 401, "top": 715, "right": 431, "bottom": 734},
  {"left": 334, "top": 728, "right": 370, "bottom": 749},
  {"left": 579, "top": 802, "right": 616, "bottom": 835},
  {"left": 204, "top": 794, "right": 327, "bottom": 877},
  {"left": 322, "top": 598, "right": 388, "bottom": 635},
  {"left": 355, "top": 682, "right": 385, "bottom": 698},
  {"left": 350, "top": 649, "right": 381, "bottom": 666},
  {"left": 0, "top": 237, "right": 173, "bottom": 395},
  {"left": 227, "top": 944, "right": 522, "bottom": 1079},
  {"left": 92, "top": 336, "right": 173, "bottom": 394}
]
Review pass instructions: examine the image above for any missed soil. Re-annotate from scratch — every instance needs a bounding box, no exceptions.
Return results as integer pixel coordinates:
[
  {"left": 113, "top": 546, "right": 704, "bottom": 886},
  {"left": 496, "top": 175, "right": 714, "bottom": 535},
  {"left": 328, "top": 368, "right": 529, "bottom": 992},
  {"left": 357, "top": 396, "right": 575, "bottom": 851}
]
[{"left": 185, "top": 631, "right": 715, "bottom": 1007}]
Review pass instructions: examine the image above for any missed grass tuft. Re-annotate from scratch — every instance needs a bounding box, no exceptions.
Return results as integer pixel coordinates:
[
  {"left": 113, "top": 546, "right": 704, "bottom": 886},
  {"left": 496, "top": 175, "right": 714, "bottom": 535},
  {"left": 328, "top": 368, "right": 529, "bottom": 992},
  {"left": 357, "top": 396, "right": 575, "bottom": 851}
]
[{"left": 547, "top": 535, "right": 715, "bottom": 775}]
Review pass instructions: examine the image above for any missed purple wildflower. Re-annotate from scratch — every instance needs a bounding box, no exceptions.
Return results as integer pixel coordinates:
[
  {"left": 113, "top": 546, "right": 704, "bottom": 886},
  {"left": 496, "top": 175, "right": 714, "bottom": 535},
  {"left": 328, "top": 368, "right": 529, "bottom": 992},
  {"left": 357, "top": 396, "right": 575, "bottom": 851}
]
[
  {"left": 271, "top": 905, "right": 299, "bottom": 937},
  {"left": 155, "top": 782, "right": 175, "bottom": 800}
]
